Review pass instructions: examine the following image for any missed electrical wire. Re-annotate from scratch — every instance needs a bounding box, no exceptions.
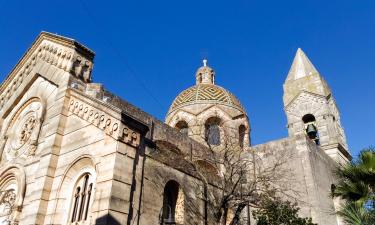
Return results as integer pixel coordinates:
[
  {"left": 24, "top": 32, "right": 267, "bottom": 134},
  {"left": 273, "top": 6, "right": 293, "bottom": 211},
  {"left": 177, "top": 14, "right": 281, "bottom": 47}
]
[{"left": 78, "top": 0, "right": 166, "bottom": 111}]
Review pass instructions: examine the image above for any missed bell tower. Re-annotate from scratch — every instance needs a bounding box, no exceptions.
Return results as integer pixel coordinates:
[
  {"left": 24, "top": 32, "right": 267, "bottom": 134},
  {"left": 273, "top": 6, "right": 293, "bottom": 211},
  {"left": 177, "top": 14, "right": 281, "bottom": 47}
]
[{"left": 283, "top": 48, "right": 351, "bottom": 163}]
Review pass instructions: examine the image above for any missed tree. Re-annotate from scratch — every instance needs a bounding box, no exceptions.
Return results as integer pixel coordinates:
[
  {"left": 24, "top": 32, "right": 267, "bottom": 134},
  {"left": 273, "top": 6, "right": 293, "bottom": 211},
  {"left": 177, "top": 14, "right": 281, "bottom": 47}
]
[
  {"left": 332, "top": 147, "right": 375, "bottom": 224},
  {"left": 252, "top": 194, "right": 317, "bottom": 225},
  {"left": 153, "top": 128, "right": 303, "bottom": 224},
  {"left": 192, "top": 135, "right": 298, "bottom": 225}
]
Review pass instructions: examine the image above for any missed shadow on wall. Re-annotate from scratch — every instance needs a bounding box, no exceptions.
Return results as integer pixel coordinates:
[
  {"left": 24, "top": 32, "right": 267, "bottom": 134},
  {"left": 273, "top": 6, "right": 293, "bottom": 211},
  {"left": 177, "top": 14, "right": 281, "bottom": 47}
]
[{"left": 95, "top": 214, "right": 122, "bottom": 225}]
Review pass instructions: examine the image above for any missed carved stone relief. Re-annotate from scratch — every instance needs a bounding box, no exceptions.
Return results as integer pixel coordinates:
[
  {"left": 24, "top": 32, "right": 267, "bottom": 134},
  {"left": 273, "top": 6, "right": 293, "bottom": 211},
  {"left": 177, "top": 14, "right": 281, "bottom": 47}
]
[
  {"left": 68, "top": 97, "right": 141, "bottom": 147},
  {"left": 0, "top": 187, "right": 17, "bottom": 225},
  {"left": 0, "top": 166, "right": 26, "bottom": 225},
  {"left": 2, "top": 100, "right": 44, "bottom": 161},
  {"left": 0, "top": 38, "right": 94, "bottom": 111}
]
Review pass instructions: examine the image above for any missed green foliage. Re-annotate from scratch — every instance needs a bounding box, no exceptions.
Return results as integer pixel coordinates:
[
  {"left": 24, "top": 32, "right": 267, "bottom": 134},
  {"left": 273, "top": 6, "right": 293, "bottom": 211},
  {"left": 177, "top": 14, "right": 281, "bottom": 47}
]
[
  {"left": 332, "top": 148, "right": 375, "bottom": 206},
  {"left": 332, "top": 147, "right": 375, "bottom": 224},
  {"left": 252, "top": 195, "right": 317, "bottom": 225},
  {"left": 337, "top": 202, "right": 375, "bottom": 225}
]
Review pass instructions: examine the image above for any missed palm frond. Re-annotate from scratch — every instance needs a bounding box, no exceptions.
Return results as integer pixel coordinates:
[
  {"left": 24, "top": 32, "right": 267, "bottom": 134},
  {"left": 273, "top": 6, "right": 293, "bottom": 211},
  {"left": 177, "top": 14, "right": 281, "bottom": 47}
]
[
  {"left": 333, "top": 148, "right": 375, "bottom": 206},
  {"left": 337, "top": 202, "right": 374, "bottom": 225}
]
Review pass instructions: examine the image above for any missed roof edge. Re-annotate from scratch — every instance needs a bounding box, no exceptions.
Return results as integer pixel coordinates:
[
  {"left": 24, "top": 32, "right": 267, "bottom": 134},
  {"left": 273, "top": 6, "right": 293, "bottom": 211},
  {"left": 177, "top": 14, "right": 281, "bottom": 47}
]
[{"left": 0, "top": 31, "right": 95, "bottom": 93}]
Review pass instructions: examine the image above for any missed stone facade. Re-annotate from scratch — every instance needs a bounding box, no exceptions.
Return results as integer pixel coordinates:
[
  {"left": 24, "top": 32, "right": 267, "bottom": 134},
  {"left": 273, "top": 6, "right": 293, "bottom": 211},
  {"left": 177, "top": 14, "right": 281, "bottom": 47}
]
[
  {"left": 0, "top": 32, "right": 350, "bottom": 225},
  {"left": 283, "top": 49, "right": 350, "bottom": 164}
]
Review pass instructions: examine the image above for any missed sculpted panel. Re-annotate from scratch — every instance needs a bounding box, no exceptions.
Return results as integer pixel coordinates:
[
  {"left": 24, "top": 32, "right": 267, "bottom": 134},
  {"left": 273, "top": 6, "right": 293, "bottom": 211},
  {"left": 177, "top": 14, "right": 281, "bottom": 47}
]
[
  {"left": 1, "top": 99, "right": 44, "bottom": 161},
  {"left": 0, "top": 184, "right": 17, "bottom": 224},
  {"left": 68, "top": 97, "right": 141, "bottom": 147},
  {"left": 0, "top": 166, "right": 26, "bottom": 225}
]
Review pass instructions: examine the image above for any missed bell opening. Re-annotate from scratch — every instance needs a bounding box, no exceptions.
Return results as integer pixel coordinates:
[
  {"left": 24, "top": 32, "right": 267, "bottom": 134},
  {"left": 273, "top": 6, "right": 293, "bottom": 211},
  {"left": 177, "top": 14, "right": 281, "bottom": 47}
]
[{"left": 302, "top": 114, "right": 320, "bottom": 145}]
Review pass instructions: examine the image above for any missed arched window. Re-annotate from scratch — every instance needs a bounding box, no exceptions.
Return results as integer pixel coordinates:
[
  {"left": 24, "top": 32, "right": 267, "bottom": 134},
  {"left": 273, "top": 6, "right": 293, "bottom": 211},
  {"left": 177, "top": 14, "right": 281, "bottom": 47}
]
[
  {"left": 238, "top": 125, "right": 246, "bottom": 148},
  {"left": 68, "top": 172, "right": 95, "bottom": 224},
  {"left": 175, "top": 121, "right": 188, "bottom": 135},
  {"left": 195, "top": 160, "right": 220, "bottom": 178},
  {"left": 205, "top": 117, "right": 221, "bottom": 146},
  {"left": 198, "top": 74, "right": 202, "bottom": 84},
  {"left": 161, "top": 181, "right": 184, "bottom": 225},
  {"left": 302, "top": 114, "right": 316, "bottom": 124},
  {"left": 302, "top": 114, "right": 320, "bottom": 145}
]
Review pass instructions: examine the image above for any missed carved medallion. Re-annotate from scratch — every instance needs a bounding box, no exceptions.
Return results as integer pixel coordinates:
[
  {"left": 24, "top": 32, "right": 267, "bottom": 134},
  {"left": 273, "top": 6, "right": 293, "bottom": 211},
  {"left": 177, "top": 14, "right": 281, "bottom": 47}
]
[
  {"left": 11, "top": 114, "right": 37, "bottom": 151},
  {"left": 2, "top": 100, "right": 44, "bottom": 161}
]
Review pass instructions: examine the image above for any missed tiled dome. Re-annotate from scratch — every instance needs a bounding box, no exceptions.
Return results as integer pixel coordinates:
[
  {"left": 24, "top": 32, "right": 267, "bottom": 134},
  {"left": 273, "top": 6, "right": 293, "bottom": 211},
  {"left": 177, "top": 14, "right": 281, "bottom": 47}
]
[{"left": 167, "top": 84, "right": 245, "bottom": 115}]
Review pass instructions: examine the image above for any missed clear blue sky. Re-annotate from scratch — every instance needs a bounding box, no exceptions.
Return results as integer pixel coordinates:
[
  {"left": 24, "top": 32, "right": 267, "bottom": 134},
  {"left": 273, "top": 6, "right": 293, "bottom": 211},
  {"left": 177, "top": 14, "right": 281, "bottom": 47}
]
[{"left": 0, "top": 0, "right": 374, "bottom": 157}]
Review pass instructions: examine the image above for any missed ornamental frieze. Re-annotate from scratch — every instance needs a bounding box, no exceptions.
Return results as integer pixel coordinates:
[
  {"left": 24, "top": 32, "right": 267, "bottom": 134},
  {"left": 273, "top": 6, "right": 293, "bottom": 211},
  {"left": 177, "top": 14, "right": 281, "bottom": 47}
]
[
  {"left": 285, "top": 92, "right": 328, "bottom": 114},
  {"left": 68, "top": 98, "right": 140, "bottom": 147},
  {"left": 0, "top": 53, "right": 37, "bottom": 110},
  {"left": 0, "top": 41, "right": 93, "bottom": 111}
]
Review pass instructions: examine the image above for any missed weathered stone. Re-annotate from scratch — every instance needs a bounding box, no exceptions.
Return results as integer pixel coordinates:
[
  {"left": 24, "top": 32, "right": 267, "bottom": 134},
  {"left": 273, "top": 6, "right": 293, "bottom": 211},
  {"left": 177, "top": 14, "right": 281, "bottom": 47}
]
[{"left": 0, "top": 32, "right": 350, "bottom": 225}]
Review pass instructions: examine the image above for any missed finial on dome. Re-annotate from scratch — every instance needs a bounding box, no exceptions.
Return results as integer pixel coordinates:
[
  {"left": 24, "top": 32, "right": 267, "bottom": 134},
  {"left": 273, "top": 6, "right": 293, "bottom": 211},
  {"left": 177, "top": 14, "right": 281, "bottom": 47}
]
[
  {"left": 203, "top": 59, "right": 208, "bottom": 67},
  {"left": 196, "top": 59, "right": 215, "bottom": 85}
]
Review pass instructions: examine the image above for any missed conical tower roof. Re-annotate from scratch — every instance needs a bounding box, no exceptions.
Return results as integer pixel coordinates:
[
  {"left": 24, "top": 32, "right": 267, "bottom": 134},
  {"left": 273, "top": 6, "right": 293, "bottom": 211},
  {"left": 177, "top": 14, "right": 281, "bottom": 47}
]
[
  {"left": 283, "top": 48, "right": 331, "bottom": 106},
  {"left": 286, "top": 48, "right": 319, "bottom": 81}
]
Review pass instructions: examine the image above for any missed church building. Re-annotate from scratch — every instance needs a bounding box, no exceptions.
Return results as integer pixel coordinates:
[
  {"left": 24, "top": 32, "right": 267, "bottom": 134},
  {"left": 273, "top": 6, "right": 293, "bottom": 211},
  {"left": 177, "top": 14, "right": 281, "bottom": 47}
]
[{"left": 0, "top": 32, "right": 350, "bottom": 224}]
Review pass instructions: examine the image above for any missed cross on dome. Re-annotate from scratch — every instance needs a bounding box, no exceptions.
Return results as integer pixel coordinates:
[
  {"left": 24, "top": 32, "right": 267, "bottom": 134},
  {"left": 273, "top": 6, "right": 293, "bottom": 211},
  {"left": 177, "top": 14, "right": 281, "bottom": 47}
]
[{"left": 203, "top": 59, "right": 208, "bottom": 67}]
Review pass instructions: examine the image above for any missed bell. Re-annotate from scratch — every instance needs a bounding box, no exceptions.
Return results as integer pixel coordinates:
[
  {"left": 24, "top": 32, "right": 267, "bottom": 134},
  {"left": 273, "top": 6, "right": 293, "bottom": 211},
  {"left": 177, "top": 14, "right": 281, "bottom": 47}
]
[{"left": 306, "top": 124, "right": 317, "bottom": 139}]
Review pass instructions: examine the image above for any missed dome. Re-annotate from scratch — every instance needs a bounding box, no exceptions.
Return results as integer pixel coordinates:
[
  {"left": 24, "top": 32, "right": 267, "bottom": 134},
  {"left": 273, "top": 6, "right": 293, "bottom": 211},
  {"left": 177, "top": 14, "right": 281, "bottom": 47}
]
[
  {"left": 167, "top": 60, "right": 245, "bottom": 115},
  {"left": 167, "top": 84, "right": 245, "bottom": 115},
  {"left": 165, "top": 60, "right": 250, "bottom": 148}
]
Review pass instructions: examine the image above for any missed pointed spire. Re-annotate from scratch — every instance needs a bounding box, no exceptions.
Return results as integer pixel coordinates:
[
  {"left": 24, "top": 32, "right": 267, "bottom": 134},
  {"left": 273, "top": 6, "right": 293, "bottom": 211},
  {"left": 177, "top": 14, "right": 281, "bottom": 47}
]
[
  {"left": 286, "top": 48, "right": 319, "bottom": 81},
  {"left": 283, "top": 48, "right": 332, "bottom": 106}
]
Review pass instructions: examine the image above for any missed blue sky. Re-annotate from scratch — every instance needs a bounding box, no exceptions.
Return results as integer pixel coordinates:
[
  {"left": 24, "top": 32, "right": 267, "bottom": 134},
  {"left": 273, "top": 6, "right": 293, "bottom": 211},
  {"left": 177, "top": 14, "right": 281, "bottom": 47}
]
[{"left": 0, "top": 0, "right": 374, "bottom": 157}]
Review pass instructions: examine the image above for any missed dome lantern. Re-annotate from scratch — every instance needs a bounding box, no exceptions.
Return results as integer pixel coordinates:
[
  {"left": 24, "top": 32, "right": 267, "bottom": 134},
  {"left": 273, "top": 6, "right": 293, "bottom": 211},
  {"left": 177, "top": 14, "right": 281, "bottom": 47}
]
[{"left": 196, "top": 59, "right": 215, "bottom": 85}]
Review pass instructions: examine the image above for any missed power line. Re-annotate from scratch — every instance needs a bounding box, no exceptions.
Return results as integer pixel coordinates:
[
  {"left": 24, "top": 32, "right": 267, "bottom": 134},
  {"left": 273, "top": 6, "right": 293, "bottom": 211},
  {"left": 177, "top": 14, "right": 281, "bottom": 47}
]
[{"left": 78, "top": 0, "right": 166, "bottom": 111}]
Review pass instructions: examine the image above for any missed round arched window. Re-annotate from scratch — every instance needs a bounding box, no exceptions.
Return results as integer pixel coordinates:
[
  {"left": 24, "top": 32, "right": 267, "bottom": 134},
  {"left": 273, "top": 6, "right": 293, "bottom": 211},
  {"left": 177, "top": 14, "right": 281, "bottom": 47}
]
[
  {"left": 68, "top": 172, "right": 95, "bottom": 224},
  {"left": 175, "top": 121, "right": 188, "bottom": 135},
  {"left": 302, "top": 114, "right": 316, "bottom": 124},
  {"left": 238, "top": 125, "right": 246, "bottom": 148},
  {"left": 162, "top": 180, "right": 184, "bottom": 224},
  {"left": 205, "top": 117, "right": 221, "bottom": 146}
]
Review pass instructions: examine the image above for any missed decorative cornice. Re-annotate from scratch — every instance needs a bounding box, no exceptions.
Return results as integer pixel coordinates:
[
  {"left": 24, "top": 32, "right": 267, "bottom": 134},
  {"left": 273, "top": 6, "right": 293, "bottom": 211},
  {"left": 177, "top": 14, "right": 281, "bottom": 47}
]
[
  {"left": 0, "top": 32, "right": 95, "bottom": 110},
  {"left": 68, "top": 96, "right": 141, "bottom": 147},
  {"left": 0, "top": 32, "right": 94, "bottom": 108},
  {"left": 321, "top": 143, "right": 352, "bottom": 161},
  {"left": 0, "top": 54, "right": 37, "bottom": 110},
  {"left": 39, "top": 31, "right": 95, "bottom": 57}
]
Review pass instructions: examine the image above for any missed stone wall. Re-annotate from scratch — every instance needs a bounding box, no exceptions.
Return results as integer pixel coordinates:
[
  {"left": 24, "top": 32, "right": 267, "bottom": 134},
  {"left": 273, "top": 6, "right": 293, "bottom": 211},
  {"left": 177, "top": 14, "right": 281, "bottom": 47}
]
[{"left": 252, "top": 134, "right": 341, "bottom": 225}]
